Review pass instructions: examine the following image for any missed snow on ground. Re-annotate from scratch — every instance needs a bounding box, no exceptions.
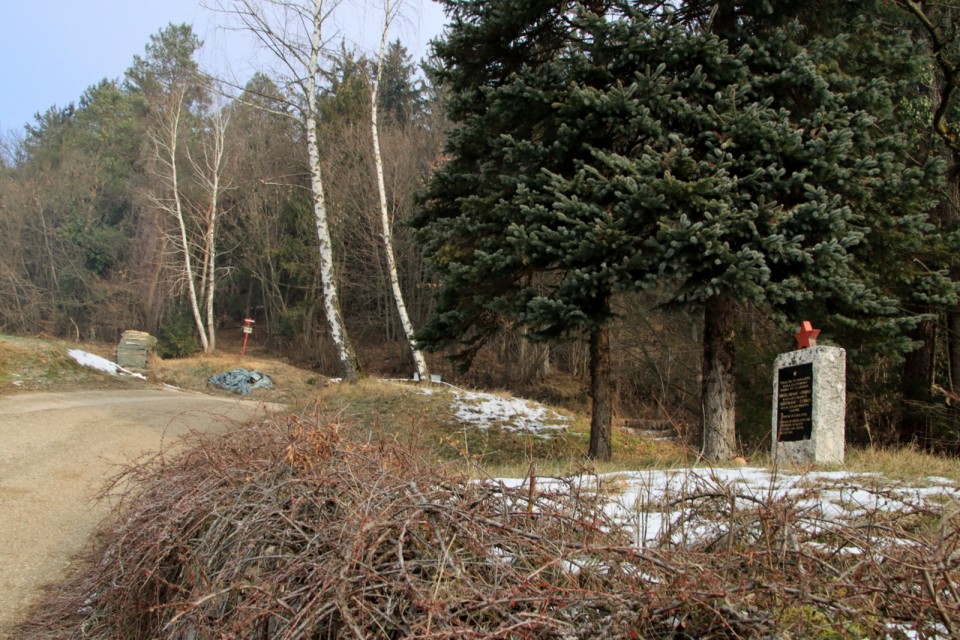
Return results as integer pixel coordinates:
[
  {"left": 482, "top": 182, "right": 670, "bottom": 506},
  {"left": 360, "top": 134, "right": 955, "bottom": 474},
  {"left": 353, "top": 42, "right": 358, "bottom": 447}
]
[
  {"left": 445, "top": 388, "right": 571, "bottom": 437},
  {"left": 67, "top": 349, "right": 146, "bottom": 380},
  {"left": 493, "top": 466, "right": 960, "bottom": 547},
  {"left": 419, "top": 384, "right": 959, "bottom": 547}
]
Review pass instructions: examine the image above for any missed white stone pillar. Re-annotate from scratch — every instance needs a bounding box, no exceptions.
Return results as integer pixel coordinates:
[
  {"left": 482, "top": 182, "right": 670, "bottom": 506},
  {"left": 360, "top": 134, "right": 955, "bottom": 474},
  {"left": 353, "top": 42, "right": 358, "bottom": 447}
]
[{"left": 772, "top": 346, "right": 846, "bottom": 465}]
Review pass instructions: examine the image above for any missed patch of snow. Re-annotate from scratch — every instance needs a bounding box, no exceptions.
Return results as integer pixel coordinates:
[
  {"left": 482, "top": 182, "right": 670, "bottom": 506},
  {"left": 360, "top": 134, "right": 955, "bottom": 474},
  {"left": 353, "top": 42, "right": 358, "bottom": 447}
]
[
  {"left": 450, "top": 389, "right": 570, "bottom": 437},
  {"left": 67, "top": 349, "right": 145, "bottom": 380},
  {"left": 493, "top": 477, "right": 528, "bottom": 490},
  {"left": 492, "top": 467, "right": 960, "bottom": 549},
  {"left": 886, "top": 621, "right": 949, "bottom": 640}
]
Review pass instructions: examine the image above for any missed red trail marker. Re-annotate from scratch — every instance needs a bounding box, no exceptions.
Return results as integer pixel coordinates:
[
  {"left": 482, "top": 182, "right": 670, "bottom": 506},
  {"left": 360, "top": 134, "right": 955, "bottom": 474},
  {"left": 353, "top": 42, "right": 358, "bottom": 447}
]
[{"left": 241, "top": 318, "right": 255, "bottom": 356}]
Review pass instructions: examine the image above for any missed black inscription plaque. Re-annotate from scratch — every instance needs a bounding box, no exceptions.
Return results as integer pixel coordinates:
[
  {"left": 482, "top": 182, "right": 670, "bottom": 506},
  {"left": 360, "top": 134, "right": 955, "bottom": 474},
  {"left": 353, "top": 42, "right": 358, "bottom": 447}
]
[{"left": 777, "top": 363, "right": 813, "bottom": 442}]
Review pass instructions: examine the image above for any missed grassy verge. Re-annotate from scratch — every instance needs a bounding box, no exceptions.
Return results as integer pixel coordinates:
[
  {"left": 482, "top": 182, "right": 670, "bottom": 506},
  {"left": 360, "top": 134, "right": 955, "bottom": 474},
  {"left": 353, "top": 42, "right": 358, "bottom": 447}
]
[
  {"left": 306, "top": 378, "right": 693, "bottom": 473},
  {"left": 5, "top": 334, "right": 960, "bottom": 484},
  {"left": 844, "top": 445, "right": 960, "bottom": 483},
  {"left": 0, "top": 335, "right": 130, "bottom": 393},
  {"left": 147, "top": 350, "right": 329, "bottom": 405}
]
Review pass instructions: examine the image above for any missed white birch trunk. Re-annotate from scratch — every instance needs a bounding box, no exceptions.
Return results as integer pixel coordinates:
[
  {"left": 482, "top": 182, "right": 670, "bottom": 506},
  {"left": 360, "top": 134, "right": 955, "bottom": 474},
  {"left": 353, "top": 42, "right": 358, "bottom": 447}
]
[
  {"left": 205, "top": 207, "right": 217, "bottom": 351},
  {"left": 371, "top": 0, "right": 429, "bottom": 382},
  {"left": 159, "top": 96, "right": 210, "bottom": 352},
  {"left": 227, "top": 0, "right": 359, "bottom": 377},
  {"left": 306, "top": 0, "right": 360, "bottom": 379},
  {"left": 195, "top": 107, "right": 229, "bottom": 352}
]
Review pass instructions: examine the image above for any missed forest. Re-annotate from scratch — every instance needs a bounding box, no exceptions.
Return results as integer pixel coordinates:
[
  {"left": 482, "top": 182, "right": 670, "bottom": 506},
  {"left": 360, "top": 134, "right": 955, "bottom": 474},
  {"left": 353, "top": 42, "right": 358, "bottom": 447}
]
[{"left": 3, "top": 0, "right": 960, "bottom": 461}]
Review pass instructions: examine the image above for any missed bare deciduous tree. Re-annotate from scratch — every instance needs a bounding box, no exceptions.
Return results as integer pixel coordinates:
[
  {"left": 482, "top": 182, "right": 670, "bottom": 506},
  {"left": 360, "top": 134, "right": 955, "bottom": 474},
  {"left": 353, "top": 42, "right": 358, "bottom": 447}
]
[
  {"left": 223, "top": 0, "right": 361, "bottom": 380},
  {"left": 191, "top": 105, "right": 231, "bottom": 350},
  {"left": 147, "top": 88, "right": 231, "bottom": 352}
]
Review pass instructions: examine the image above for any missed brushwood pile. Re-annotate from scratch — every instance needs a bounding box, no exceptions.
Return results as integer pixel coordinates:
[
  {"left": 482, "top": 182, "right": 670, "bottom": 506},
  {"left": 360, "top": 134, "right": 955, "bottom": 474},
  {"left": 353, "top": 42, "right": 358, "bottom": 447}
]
[{"left": 23, "top": 412, "right": 960, "bottom": 639}]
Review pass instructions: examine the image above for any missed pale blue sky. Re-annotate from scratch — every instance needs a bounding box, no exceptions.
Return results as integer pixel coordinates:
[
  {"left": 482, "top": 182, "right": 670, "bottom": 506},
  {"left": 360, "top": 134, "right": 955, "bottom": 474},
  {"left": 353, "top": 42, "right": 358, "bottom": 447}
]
[{"left": 0, "top": 0, "right": 447, "bottom": 137}]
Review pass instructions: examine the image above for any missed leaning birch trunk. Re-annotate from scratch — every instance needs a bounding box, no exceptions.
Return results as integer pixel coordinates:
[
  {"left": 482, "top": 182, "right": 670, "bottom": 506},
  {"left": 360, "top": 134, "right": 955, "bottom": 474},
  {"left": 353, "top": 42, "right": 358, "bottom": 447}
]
[
  {"left": 225, "top": 0, "right": 358, "bottom": 377},
  {"left": 205, "top": 200, "right": 217, "bottom": 351},
  {"left": 306, "top": 0, "right": 360, "bottom": 380},
  {"left": 158, "top": 95, "right": 210, "bottom": 352},
  {"left": 371, "top": 0, "right": 429, "bottom": 383}
]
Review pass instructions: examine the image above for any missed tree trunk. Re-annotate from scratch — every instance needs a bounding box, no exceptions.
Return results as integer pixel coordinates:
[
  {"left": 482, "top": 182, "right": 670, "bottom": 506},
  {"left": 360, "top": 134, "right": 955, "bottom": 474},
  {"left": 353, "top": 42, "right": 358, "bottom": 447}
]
[
  {"left": 701, "top": 292, "right": 737, "bottom": 461},
  {"left": 305, "top": 0, "right": 360, "bottom": 381},
  {"left": 899, "top": 1, "right": 960, "bottom": 438},
  {"left": 162, "top": 97, "right": 209, "bottom": 353},
  {"left": 899, "top": 318, "right": 936, "bottom": 446},
  {"left": 947, "top": 167, "right": 960, "bottom": 433},
  {"left": 948, "top": 283, "right": 960, "bottom": 432},
  {"left": 588, "top": 322, "right": 613, "bottom": 461},
  {"left": 144, "top": 220, "right": 169, "bottom": 333},
  {"left": 205, "top": 212, "right": 217, "bottom": 351},
  {"left": 200, "top": 109, "right": 227, "bottom": 352},
  {"left": 371, "top": 1, "right": 429, "bottom": 383}
]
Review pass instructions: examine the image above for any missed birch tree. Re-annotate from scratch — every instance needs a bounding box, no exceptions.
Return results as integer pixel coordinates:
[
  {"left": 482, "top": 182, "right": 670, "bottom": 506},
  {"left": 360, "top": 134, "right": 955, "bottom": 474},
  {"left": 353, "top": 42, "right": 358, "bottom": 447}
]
[
  {"left": 370, "top": 0, "right": 429, "bottom": 382},
  {"left": 148, "top": 90, "right": 208, "bottom": 351},
  {"left": 225, "top": 0, "right": 361, "bottom": 380},
  {"left": 190, "top": 105, "right": 231, "bottom": 351},
  {"left": 147, "top": 90, "right": 231, "bottom": 352}
]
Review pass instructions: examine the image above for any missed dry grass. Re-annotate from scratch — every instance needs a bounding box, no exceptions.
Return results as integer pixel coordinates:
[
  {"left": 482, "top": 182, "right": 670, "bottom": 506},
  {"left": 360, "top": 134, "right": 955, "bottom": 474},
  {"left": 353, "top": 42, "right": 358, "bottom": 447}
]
[
  {"left": 0, "top": 335, "right": 131, "bottom": 393},
  {"left": 147, "top": 350, "right": 330, "bottom": 407},
  {"left": 845, "top": 446, "right": 960, "bottom": 483},
  {"left": 0, "top": 333, "right": 688, "bottom": 470},
  {"left": 745, "top": 446, "right": 960, "bottom": 484},
  {"left": 307, "top": 379, "right": 690, "bottom": 471},
  {"left": 5, "top": 334, "right": 960, "bottom": 484}
]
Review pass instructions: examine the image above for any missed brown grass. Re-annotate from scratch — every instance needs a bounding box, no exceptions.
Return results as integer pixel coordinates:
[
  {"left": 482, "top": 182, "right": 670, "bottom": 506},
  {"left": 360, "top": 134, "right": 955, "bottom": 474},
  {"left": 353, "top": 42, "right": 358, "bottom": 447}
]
[
  {"left": 842, "top": 445, "right": 960, "bottom": 483},
  {"left": 0, "top": 335, "right": 131, "bottom": 393},
  {"left": 306, "top": 378, "right": 691, "bottom": 471},
  {"left": 6, "top": 334, "right": 960, "bottom": 484},
  {"left": 147, "top": 349, "right": 331, "bottom": 407}
]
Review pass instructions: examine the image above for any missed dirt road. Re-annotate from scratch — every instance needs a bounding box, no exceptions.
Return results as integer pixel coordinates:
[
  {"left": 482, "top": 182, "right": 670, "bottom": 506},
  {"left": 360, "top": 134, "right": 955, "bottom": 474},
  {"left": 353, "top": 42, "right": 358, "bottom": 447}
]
[{"left": 0, "top": 389, "right": 276, "bottom": 638}]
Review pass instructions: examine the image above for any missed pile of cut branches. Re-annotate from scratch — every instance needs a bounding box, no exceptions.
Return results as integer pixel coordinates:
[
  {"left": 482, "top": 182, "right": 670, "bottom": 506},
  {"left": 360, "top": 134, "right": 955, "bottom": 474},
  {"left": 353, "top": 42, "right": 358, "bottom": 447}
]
[
  {"left": 22, "top": 410, "right": 960, "bottom": 639},
  {"left": 25, "top": 413, "right": 662, "bottom": 639}
]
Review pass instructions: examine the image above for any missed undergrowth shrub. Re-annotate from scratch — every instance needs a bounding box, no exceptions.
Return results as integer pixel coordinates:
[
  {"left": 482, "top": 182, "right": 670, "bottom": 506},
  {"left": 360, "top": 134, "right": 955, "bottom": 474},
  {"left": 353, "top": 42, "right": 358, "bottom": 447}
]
[{"left": 156, "top": 312, "right": 201, "bottom": 358}]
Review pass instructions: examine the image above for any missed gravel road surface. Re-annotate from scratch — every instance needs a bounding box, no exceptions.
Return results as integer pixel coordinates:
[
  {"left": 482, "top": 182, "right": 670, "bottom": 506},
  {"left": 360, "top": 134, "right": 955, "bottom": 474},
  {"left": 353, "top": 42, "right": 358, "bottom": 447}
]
[{"left": 0, "top": 389, "right": 274, "bottom": 637}]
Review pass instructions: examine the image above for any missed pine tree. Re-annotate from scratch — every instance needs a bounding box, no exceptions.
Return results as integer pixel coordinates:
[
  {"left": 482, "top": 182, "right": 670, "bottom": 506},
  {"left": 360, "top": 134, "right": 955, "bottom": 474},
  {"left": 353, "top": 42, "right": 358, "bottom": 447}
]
[
  {"left": 678, "top": 0, "right": 957, "bottom": 449},
  {"left": 650, "top": 10, "right": 948, "bottom": 458},
  {"left": 892, "top": 0, "right": 960, "bottom": 444},
  {"left": 407, "top": 2, "right": 633, "bottom": 456},
  {"left": 415, "top": 0, "right": 944, "bottom": 460}
]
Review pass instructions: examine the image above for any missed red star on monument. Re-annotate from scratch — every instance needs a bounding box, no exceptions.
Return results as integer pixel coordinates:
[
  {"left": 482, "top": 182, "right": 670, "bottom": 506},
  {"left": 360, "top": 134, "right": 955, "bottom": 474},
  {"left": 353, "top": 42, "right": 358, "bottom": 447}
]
[{"left": 794, "top": 321, "right": 820, "bottom": 349}]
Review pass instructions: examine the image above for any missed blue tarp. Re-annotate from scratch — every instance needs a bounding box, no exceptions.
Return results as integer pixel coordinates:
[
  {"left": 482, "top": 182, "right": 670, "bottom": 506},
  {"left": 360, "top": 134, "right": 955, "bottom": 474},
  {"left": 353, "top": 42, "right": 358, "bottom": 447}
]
[{"left": 208, "top": 368, "right": 274, "bottom": 395}]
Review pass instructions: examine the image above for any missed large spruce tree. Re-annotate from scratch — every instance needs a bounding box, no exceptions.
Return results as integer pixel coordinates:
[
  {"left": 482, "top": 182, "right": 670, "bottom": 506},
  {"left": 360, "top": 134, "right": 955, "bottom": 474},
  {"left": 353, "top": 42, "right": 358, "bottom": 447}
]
[
  {"left": 414, "top": 1, "right": 681, "bottom": 460},
  {"left": 415, "top": 0, "right": 942, "bottom": 460}
]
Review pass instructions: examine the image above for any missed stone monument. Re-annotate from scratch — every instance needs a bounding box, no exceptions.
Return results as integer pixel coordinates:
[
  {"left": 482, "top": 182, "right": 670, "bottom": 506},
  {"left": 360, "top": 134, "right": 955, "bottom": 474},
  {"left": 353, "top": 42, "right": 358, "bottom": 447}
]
[{"left": 771, "top": 321, "right": 846, "bottom": 465}]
